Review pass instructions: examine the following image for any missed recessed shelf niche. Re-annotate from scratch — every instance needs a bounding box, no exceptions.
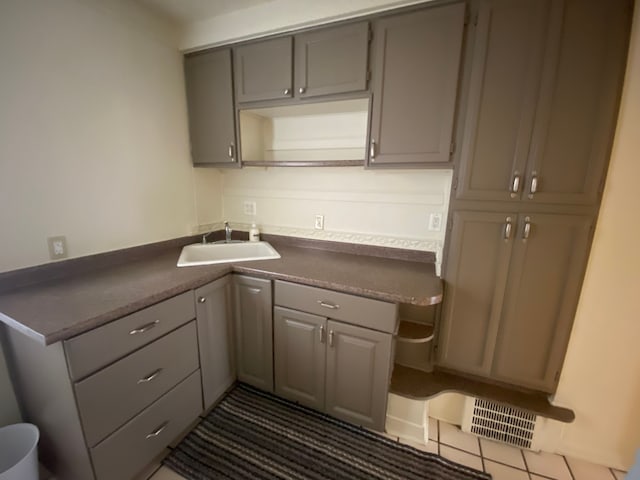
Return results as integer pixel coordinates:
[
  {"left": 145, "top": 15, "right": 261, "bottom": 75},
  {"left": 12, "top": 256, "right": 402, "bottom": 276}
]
[{"left": 238, "top": 98, "right": 370, "bottom": 164}]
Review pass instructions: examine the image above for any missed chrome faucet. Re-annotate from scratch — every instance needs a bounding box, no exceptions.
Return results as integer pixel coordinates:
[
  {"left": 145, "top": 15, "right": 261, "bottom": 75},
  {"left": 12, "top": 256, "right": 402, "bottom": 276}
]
[
  {"left": 224, "top": 221, "right": 232, "bottom": 243},
  {"left": 201, "top": 231, "right": 213, "bottom": 244}
]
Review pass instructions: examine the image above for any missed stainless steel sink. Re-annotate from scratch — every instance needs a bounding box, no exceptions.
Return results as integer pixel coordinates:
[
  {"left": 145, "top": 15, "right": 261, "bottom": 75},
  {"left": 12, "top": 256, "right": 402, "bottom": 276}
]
[{"left": 177, "top": 241, "right": 281, "bottom": 267}]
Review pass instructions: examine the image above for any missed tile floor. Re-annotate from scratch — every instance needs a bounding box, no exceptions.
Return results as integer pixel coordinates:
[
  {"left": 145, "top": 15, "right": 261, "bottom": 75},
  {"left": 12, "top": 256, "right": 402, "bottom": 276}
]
[{"left": 142, "top": 418, "right": 628, "bottom": 480}]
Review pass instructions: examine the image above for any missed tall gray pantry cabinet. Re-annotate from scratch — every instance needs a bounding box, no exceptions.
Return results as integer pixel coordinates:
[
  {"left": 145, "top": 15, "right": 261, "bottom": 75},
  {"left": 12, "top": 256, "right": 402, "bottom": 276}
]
[{"left": 439, "top": 0, "right": 632, "bottom": 392}]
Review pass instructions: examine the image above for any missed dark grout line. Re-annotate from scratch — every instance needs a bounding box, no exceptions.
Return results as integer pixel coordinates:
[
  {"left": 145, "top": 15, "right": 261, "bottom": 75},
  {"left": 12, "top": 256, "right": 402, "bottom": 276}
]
[
  {"left": 436, "top": 419, "right": 440, "bottom": 456},
  {"left": 563, "top": 455, "right": 576, "bottom": 480},
  {"left": 609, "top": 467, "right": 619, "bottom": 479},
  {"left": 477, "top": 436, "right": 486, "bottom": 473},
  {"left": 521, "top": 448, "right": 532, "bottom": 478}
]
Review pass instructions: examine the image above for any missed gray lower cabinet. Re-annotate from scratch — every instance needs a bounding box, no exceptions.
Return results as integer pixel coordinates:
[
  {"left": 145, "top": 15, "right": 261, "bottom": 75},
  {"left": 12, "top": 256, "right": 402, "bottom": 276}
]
[
  {"left": 2, "top": 292, "right": 205, "bottom": 480},
  {"left": 368, "top": 2, "right": 465, "bottom": 166},
  {"left": 233, "top": 275, "right": 273, "bottom": 392},
  {"left": 273, "top": 307, "right": 326, "bottom": 411},
  {"left": 274, "top": 281, "right": 395, "bottom": 431},
  {"left": 196, "top": 276, "right": 235, "bottom": 410},
  {"left": 184, "top": 48, "right": 237, "bottom": 166},
  {"left": 439, "top": 211, "right": 592, "bottom": 392},
  {"left": 456, "top": 0, "right": 631, "bottom": 204}
]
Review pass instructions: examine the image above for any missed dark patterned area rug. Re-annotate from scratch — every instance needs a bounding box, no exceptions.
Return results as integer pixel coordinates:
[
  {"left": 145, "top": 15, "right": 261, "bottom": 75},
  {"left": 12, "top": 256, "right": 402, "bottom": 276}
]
[{"left": 165, "top": 383, "right": 491, "bottom": 480}]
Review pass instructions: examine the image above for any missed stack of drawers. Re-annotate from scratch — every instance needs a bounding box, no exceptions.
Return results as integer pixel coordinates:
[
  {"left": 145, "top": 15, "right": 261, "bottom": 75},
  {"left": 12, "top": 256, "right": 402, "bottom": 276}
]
[{"left": 63, "top": 292, "right": 203, "bottom": 480}]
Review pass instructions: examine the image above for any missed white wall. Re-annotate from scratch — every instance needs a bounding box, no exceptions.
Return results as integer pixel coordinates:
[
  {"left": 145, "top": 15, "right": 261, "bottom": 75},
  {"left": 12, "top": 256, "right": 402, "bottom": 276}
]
[
  {"left": 0, "top": 0, "right": 196, "bottom": 425},
  {"left": 0, "top": 0, "right": 196, "bottom": 274},
  {"left": 551, "top": 2, "right": 640, "bottom": 469},
  {"left": 216, "top": 167, "right": 451, "bottom": 268}
]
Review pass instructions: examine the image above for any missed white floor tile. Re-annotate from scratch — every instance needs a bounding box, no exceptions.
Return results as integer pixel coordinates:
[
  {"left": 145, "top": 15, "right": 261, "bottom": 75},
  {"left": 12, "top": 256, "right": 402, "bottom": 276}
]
[
  {"left": 524, "top": 450, "right": 572, "bottom": 480},
  {"left": 484, "top": 460, "right": 530, "bottom": 480},
  {"left": 148, "top": 466, "right": 187, "bottom": 480},
  {"left": 440, "top": 445, "right": 484, "bottom": 471},
  {"left": 566, "top": 456, "right": 618, "bottom": 480},
  {"left": 428, "top": 417, "right": 438, "bottom": 441},
  {"left": 480, "top": 438, "right": 527, "bottom": 469},
  {"left": 439, "top": 421, "right": 481, "bottom": 455},
  {"left": 611, "top": 469, "right": 627, "bottom": 480}
]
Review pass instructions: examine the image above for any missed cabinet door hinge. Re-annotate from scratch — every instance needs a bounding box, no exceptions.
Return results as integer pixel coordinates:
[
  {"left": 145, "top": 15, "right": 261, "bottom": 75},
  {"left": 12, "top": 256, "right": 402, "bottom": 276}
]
[
  {"left": 366, "top": 70, "right": 372, "bottom": 82},
  {"left": 446, "top": 217, "right": 454, "bottom": 232},
  {"left": 368, "top": 28, "right": 373, "bottom": 43},
  {"left": 554, "top": 370, "right": 561, "bottom": 382},
  {"left": 450, "top": 141, "right": 456, "bottom": 155},
  {"left": 451, "top": 175, "right": 459, "bottom": 191}
]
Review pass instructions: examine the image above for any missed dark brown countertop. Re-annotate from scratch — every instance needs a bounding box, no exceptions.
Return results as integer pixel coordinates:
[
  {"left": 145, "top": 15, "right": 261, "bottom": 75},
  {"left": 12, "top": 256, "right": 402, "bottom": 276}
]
[{"left": 0, "top": 240, "right": 441, "bottom": 346}]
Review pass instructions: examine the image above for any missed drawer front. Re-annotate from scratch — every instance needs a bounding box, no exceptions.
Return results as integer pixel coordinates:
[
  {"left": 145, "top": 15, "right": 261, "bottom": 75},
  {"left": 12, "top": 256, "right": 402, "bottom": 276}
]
[
  {"left": 65, "top": 291, "right": 195, "bottom": 380},
  {"left": 274, "top": 281, "right": 397, "bottom": 333},
  {"left": 75, "top": 321, "right": 199, "bottom": 447},
  {"left": 91, "top": 370, "right": 202, "bottom": 480}
]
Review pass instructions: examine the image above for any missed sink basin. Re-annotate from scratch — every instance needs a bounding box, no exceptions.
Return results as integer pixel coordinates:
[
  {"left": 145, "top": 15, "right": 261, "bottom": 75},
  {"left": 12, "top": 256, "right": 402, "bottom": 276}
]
[{"left": 177, "top": 241, "right": 281, "bottom": 267}]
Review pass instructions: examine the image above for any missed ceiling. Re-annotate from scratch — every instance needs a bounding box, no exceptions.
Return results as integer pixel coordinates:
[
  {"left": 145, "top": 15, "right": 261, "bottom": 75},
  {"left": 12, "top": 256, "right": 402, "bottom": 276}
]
[{"left": 137, "top": 0, "right": 276, "bottom": 25}]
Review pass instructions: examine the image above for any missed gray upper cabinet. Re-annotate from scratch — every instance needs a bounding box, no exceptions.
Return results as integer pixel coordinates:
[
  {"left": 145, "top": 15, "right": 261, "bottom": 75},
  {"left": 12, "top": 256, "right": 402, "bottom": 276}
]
[
  {"left": 234, "top": 37, "right": 293, "bottom": 103},
  {"left": 368, "top": 3, "right": 465, "bottom": 166},
  {"left": 294, "top": 22, "right": 369, "bottom": 99},
  {"left": 438, "top": 211, "right": 515, "bottom": 376},
  {"left": 523, "top": 0, "right": 631, "bottom": 205},
  {"left": 325, "top": 320, "right": 392, "bottom": 431},
  {"left": 457, "top": 0, "right": 631, "bottom": 204},
  {"left": 274, "top": 306, "right": 326, "bottom": 411},
  {"left": 456, "top": 0, "right": 550, "bottom": 201},
  {"left": 184, "top": 48, "right": 237, "bottom": 166},
  {"left": 439, "top": 211, "right": 592, "bottom": 392},
  {"left": 491, "top": 213, "right": 592, "bottom": 391},
  {"left": 196, "top": 276, "right": 235, "bottom": 410},
  {"left": 233, "top": 275, "right": 273, "bottom": 392}
]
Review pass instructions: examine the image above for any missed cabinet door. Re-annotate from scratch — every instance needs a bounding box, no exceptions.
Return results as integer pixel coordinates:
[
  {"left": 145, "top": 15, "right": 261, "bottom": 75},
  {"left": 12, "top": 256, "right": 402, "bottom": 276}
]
[
  {"left": 233, "top": 275, "right": 273, "bottom": 392},
  {"left": 294, "top": 22, "right": 369, "bottom": 99},
  {"left": 234, "top": 37, "right": 293, "bottom": 103},
  {"left": 368, "top": 3, "right": 465, "bottom": 166},
  {"left": 456, "top": 0, "right": 550, "bottom": 201},
  {"left": 196, "top": 276, "right": 234, "bottom": 410},
  {"left": 438, "top": 211, "right": 515, "bottom": 376},
  {"left": 491, "top": 214, "right": 592, "bottom": 392},
  {"left": 524, "top": 0, "right": 631, "bottom": 205},
  {"left": 273, "top": 307, "right": 326, "bottom": 411},
  {"left": 184, "top": 49, "right": 237, "bottom": 166},
  {"left": 325, "top": 320, "right": 391, "bottom": 431}
]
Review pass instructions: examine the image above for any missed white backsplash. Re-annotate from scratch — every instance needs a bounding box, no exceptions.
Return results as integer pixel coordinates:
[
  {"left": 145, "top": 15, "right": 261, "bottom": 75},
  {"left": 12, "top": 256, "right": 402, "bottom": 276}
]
[{"left": 194, "top": 167, "right": 452, "bottom": 271}]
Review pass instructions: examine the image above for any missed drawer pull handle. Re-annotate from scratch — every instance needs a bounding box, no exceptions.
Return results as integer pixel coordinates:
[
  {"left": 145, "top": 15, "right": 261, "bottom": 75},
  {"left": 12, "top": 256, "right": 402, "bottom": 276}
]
[
  {"left": 197, "top": 296, "right": 206, "bottom": 303},
  {"left": 137, "top": 368, "right": 163, "bottom": 384},
  {"left": 146, "top": 421, "right": 169, "bottom": 439},
  {"left": 319, "top": 325, "right": 326, "bottom": 344},
  {"left": 317, "top": 300, "right": 339, "bottom": 310},
  {"left": 329, "top": 330, "right": 334, "bottom": 347},
  {"left": 129, "top": 320, "right": 159, "bottom": 335}
]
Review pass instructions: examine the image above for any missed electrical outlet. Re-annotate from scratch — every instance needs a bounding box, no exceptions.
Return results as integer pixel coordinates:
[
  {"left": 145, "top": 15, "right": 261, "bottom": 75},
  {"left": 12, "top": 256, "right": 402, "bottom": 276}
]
[
  {"left": 243, "top": 201, "right": 257, "bottom": 216},
  {"left": 314, "top": 215, "right": 325, "bottom": 230},
  {"left": 428, "top": 213, "right": 443, "bottom": 232},
  {"left": 47, "top": 236, "right": 68, "bottom": 260}
]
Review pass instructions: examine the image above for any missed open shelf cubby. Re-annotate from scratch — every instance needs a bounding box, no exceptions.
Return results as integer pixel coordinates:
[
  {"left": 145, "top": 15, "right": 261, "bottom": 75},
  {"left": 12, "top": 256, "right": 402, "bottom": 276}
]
[{"left": 394, "top": 303, "right": 438, "bottom": 373}]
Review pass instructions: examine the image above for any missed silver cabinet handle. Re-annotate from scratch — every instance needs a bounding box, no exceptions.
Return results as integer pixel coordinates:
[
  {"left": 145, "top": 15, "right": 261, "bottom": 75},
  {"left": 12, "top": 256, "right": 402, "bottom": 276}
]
[
  {"left": 319, "top": 325, "right": 325, "bottom": 344},
  {"left": 510, "top": 173, "right": 521, "bottom": 197},
  {"left": 298, "top": 87, "right": 306, "bottom": 94},
  {"left": 504, "top": 217, "right": 513, "bottom": 241},
  {"left": 370, "top": 140, "right": 376, "bottom": 161},
  {"left": 129, "top": 320, "right": 159, "bottom": 335},
  {"left": 197, "top": 296, "right": 206, "bottom": 303},
  {"left": 317, "top": 300, "right": 339, "bottom": 310},
  {"left": 283, "top": 88, "right": 291, "bottom": 95},
  {"left": 529, "top": 173, "right": 538, "bottom": 197},
  {"left": 247, "top": 287, "right": 261, "bottom": 294},
  {"left": 228, "top": 143, "right": 235, "bottom": 162},
  {"left": 329, "top": 330, "right": 334, "bottom": 347},
  {"left": 137, "top": 368, "right": 163, "bottom": 384},
  {"left": 522, "top": 216, "right": 531, "bottom": 241},
  {"left": 146, "top": 421, "right": 169, "bottom": 439}
]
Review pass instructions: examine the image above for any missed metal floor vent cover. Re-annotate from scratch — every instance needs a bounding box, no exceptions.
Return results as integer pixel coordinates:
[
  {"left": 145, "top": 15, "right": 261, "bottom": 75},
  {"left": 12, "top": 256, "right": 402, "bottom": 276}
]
[{"left": 463, "top": 398, "right": 538, "bottom": 449}]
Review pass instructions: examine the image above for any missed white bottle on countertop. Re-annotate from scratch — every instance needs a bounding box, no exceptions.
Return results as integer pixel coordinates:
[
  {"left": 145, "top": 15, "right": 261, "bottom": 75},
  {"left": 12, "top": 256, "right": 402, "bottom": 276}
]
[{"left": 249, "top": 223, "right": 260, "bottom": 242}]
